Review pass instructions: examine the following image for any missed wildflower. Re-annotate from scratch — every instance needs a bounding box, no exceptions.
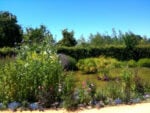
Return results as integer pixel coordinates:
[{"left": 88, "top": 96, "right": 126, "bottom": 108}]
[
  {"left": 0, "top": 103, "right": 3, "bottom": 109},
  {"left": 58, "top": 84, "right": 62, "bottom": 92},
  {"left": 29, "top": 103, "right": 39, "bottom": 110},
  {"left": 38, "top": 85, "right": 44, "bottom": 90},
  {"left": 8, "top": 102, "right": 20, "bottom": 111},
  {"left": 24, "top": 63, "right": 29, "bottom": 68},
  {"left": 82, "top": 81, "right": 86, "bottom": 88},
  {"left": 43, "top": 51, "right": 47, "bottom": 55},
  {"left": 73, "top": 90, "right": 79, "bottom": 100},
  {"left": 114, "top": 98, "right": 122, "bottom": 104},
  {"left": 143, "top": 94, "right": 150, "bottom": 99},
  {"left": 14, "top": 42, "right": 17, "bottom": 45},
  {"left": 87, "top": 87, "right": 92, "bottom": 92},
  {"left": 90, "top": 83, "right": 94, "bottom": 87},
  {"left": 130, "top": 98, "right": 141, "bottom": 103},
  {"left": 46, "top": 50, "right": 51, "bottom": 54},
  {"left": 24, "top": 45, "right": 29, "bottom": 49}
]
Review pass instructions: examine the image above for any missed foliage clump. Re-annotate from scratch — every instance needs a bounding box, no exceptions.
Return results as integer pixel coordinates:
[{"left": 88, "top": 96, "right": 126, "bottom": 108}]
[
  {"left": 77, "top": 56, "right": 120, "bottom": 74},
  {"left": 0, "top": 37, "right": 75, "bottom": 108},
  {"left": 58, "top": 53, "right": 77, "bottom": 71}
]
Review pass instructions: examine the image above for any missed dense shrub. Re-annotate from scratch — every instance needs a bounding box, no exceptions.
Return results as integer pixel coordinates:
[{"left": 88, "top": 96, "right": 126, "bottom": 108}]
[
  {"left": 127, "top": 60, "right": 137, "bottom": 67},
  {"left": 77, "top": 56, "right": 120, "bottom": 74},
  {"left": 0, "top": 42, "right": 61, "bottom": 104},
  {"left": 77, "top": 58, "right": 97, "bottom": 74},
  {"left": 0, "top": 37, "right": 75, "bottom": 108},
  {"left": 137, "top": 58, "right": 150, "bottom": 67},
  {"left": 58, "top": 54, "right": 77, "bottom": 71}
]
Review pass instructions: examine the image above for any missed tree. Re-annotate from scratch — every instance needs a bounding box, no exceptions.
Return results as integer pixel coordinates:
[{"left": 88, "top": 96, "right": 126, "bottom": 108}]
[
  {"left": 89, "top": 32, "right": 113, "bottom": 47},
  {"left": 57, "top": 29, "right": 77, "bottom": 47},
  {"left": 77, "top": 35, "right": 89, "bottom": 47},
  {"left": 0, "top": 11, "right": 23, "bottom": 47},
  {"left": 89, "top": 33, "right": 105, "bottom": 47},
  {"left": 23, "top": 25, "right": 53, "bottom": 43},
  {"left": 111, "top": 28, "right": 118, "bottom": 44},
  {"left": 123, "top": 32, "right": 139, "bottom": 49}
]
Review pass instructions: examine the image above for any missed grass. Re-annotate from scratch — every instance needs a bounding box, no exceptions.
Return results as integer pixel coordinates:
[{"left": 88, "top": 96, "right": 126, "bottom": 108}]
[
  {"left": 72, "top": 67, "right": 150, "bottom": 90},
  {"left": 0, "top": 56, "right": 15, "bottom": 66}
]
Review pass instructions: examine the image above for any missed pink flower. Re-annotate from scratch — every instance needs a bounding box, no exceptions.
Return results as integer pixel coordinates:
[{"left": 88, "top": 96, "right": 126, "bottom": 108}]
[{"left": 82, "top": 81, "right": 87, "bottom": 88}]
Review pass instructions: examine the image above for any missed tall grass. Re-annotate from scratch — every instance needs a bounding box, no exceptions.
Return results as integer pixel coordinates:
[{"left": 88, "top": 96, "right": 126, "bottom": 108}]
[{"left": 0, "top": 56, "right": 15, "bottom": 66}]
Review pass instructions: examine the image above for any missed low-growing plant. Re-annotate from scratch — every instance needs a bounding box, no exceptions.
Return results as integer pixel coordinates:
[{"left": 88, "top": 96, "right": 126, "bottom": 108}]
[
  {"left": 95, "top": 89, "right": 108, "bottom": 102},
  {"left": 133, "top": 68, "right": 145, "bottom": 96},
  {"left": 121, "top": 68, "right": 134, "bottom": 103},
  {"left": 127, "top": 59, "right": 137, "bottom": 67},
  {"left": 77, "top": 85, "right": 91, "bottom": 104},
  {"left": 74, "top": 81, "right": 96, "bottom": 106},
  {"left": 61, "top": 73, "right": 77, "bottom": 110},
  {"left": 77, "top": 58, "right": 97, "bottom": 74},
  {"left": 77, "top": 56, "right": 121, "bottom": 74},
  {"left": 106, "top": 82, "right": 123, "bottom": 100},
  {"left": 138, "top": 58, "right": 150, "bottom": 67}
]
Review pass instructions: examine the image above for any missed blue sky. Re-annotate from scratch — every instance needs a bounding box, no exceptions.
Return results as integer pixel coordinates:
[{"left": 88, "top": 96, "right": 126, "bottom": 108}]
[{"left": 0, "top": 0, "right": 150, "bottom": 41}]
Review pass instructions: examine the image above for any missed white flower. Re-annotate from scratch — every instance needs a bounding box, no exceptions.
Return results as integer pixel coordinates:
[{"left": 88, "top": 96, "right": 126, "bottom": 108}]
[
  {"left": 43, "top": 51, "right": 47, "bottom": 55},
  {"left": 46, "top": 50, "right": 51, "bottom": 54},
  {"left": 24, "top": 45, "right": 29, "bottom": 49},
  {"left": 24, "top": 63, "right": 29, "bottom": 68}
]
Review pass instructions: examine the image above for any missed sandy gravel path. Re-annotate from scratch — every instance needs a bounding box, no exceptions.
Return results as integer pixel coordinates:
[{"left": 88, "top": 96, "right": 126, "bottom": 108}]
[{"left": 1, "top": 102, "right": 150, "bottom": 113}]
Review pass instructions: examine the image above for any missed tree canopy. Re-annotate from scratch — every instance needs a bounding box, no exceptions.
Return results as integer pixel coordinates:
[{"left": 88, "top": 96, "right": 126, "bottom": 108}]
[
  {"left": 57, "top": 29, "right": 77, "bottom": 47},
  {"left": 123, "top": 32, "right": 141, "bottom": 49},
  {"left": 0, "top": 11, "right": 23, "bottom": 47},
  {"left": 0, "top": 11, "right": 149, "bottom": 48},
  {"left": 23, "top": 25, "right": 53, "bottom": 43}
]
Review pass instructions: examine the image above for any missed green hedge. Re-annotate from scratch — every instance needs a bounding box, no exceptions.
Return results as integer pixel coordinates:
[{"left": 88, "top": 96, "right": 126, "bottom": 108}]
[
  {"left": 1, "top": 46, "right": 150, "bottom": 61},
  {"left": 57, "top": 46, "right": 150, "bottom": 61}
]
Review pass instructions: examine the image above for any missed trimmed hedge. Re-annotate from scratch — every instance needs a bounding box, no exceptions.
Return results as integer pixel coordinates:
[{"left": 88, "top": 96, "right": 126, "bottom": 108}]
[{"left": 57, "top": 46, "right": 150, "bottom": 61}]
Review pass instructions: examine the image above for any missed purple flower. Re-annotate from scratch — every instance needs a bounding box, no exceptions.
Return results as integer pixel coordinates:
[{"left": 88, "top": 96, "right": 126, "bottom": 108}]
[
  {"left": 0, "top": 103, "right": 3, "bottom": 109},
  {"left": 143, "top": 94, "right": 150, "bottom": 99},
  {"left": 130, "top": 98, "right": 141, "bottom": 103},
  {"left": 8, "top": 102, "right": 20, "bottom": 110},
  {"left": 114, "top": 98, "right": 122, "bottom": 104},
  {"left": 29, "top": 103, "right": 39, "bottom": 110}
]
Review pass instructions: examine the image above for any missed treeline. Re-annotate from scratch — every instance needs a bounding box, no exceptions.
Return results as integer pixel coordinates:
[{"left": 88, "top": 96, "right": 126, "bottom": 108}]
[
  {"left": 1, "top": 11, "right": 150, "bottom": 47},
  {"left": 0, "top": 11, "right": 150, "bottom": 60}
]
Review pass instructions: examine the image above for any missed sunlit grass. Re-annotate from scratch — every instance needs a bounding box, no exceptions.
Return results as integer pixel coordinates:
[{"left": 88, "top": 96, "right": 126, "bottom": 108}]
[
  {"left": 72, "top": 67, "right": 150, "bottom": 90},
  {"left": 0, "top": 56, "right": 15, "bottom": 66}
]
